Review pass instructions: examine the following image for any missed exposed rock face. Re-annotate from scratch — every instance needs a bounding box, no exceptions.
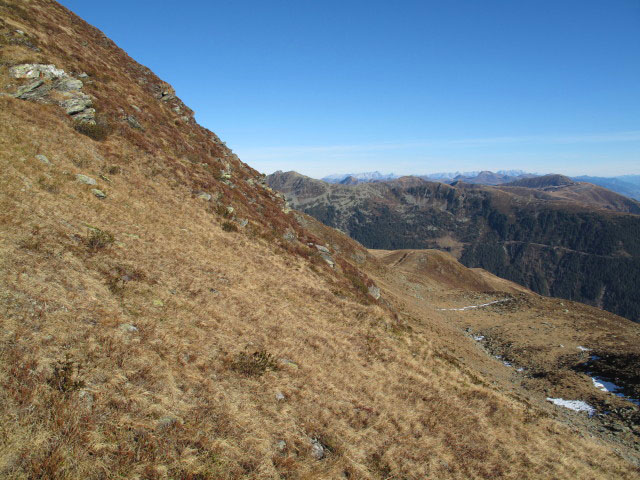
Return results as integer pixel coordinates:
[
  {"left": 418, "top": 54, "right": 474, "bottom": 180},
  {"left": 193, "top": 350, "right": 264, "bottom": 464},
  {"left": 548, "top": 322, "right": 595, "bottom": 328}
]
[{"left": 9, "top": 64, "right": 95, "bottom": 123}]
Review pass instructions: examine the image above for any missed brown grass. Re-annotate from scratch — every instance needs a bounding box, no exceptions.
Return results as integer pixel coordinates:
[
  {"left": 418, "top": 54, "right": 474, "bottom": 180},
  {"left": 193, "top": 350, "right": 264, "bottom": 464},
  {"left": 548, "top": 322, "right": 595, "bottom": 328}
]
[{"left": 0, "top": 1, "right": 638, "bottom": 479}]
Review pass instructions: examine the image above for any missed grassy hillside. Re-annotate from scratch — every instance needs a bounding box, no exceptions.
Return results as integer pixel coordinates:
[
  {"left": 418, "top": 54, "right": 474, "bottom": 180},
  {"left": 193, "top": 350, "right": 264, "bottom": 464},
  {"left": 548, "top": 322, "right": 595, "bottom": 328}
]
[{"left": 1, "top": 1, "right": 639, "bottom": 479}]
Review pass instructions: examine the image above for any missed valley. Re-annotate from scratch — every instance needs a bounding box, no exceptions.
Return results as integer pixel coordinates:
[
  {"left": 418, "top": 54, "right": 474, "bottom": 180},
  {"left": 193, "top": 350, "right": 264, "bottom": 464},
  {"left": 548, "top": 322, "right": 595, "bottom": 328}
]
[{"left": 268, "top": 171, "right": 640, "bottom": 323}]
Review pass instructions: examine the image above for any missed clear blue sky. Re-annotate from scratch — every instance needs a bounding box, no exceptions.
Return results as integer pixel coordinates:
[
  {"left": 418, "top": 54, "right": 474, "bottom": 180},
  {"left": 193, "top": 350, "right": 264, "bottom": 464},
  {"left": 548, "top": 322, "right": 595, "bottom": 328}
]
[{"left": 58, "top": 0, "right": 639, "bottom": 178}]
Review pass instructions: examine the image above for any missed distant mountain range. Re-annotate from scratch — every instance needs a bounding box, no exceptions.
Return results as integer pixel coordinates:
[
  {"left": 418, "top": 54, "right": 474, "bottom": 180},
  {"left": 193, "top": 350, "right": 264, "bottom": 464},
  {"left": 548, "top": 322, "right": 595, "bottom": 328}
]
[{"left": 320, "top": 170, "right": 640, "bottom": 200}]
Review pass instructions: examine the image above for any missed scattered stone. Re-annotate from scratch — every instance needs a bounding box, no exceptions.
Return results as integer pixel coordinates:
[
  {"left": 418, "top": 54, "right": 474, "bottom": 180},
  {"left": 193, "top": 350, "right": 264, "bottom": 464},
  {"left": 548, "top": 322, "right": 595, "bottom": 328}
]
[
  {"left": 78, "top": 389, "right": 94, "bottom": 406},
  {"left": 314, "top": 244, "right": 330, "bottom": 253},
  {"left": 125, "top": 114, "right": 142, "bottom": 129},
  {"left": 275, "top": 392, "right": 285, "bottom": 401},
  {"left": 78, "top": 72, "right": 89, "bottom": 79},
  {"left": 91, "top": 189, "right": 107, "bottom": 199},
  {"left": 283, "top": 230, "right": 297, "bottom": 242},
  {"left": 310, "top": 439, "right": 325, "bottom": 460},
  {"left": 119, "top": 323, "right": 138, "bottom": 333},
  {"left": 226, "top": 206, "right": 234, "bottom": 215},
  {"left": 130, "top": 104, "right": 141, "bottom": 112},
  {"left": 156, "top": 416, "right": 178, "bottom": 430},
  {"left": 197, "top": 192, "right": 212, "bottom": 201},
  {"left": 35, "top": 154, "right": 50, "bottom": 165},
  {"left": 320, "top": 252, "right": 335, "bottom": 268},
  {"left": 237, "top": 218, "right": 248, "bottom": 228},
  {"left": 278, "top": 358, "right": 299, "bottom": 370},
  {"left": 368, "top": 285, "right": 381, "bottom": 300},
  {"left": 277, "top": 440, "right": 287, "bottom": 452},
  {"left": 76, "top": 174, "right": 97, "bottom": 185}
]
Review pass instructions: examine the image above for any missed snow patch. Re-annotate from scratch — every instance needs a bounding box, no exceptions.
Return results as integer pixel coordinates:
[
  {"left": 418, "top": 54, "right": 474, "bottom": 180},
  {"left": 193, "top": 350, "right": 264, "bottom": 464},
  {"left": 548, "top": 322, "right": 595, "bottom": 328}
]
[
  {"left": 590, "top": 376, "right": 640, "bottom": 406},
  {"left": 546, "top": 398, "right": 595, "bottom": 416}
]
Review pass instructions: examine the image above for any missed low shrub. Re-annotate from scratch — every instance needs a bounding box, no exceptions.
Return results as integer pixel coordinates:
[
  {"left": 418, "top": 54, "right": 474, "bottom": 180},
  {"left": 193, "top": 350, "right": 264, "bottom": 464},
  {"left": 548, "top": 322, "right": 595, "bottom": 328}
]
[
  {"left": 231, "top": 350, "right": 278, "bottom": 377},
  {"left": 85, "top": 227, "right": 114, "bottom": 251},
  {"left": 221, "top": 221, "right": 238, "bottom": 232},
  {"left": 74, "top": 116, "right": 112, "bottom": 141}
]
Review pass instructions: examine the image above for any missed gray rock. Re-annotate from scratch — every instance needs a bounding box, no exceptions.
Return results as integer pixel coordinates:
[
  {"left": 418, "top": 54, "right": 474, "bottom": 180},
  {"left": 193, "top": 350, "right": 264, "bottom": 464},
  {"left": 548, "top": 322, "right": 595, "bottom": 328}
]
[
  {"left": 35, "top": 154, "right": 50, "bottom": 165},
  {"left": 368, "top": 285, "right": 381, "bottom": 300},
  {"left": 14, "top": 79, "right": 47, "bottom": 99},
  {"left": 283, "top": 231, "right": 297, "bottom": 242},
  {"left": 60, "top": 94, "right": 92, "bottom": 115},
  {"left": 310, "top": 439, "right": 325, "bottom": 460},
  {"left": 278, "top": 358, "right": 299, "bottom": 370},
  {"left": 78, "top": 72, "right": 89, "bottom": 79},
  {"left": 197, "top": 192, "right": 212, "bottom": 201},
  {"left": 320, "top": 252, "right": 335, "bottom": 268},
  {"left": 226, "top": 206, "right": 234, "bottom": 215},
  {"left": 237, "top": 218, "right": 248, "bottom": 228},
  {"left": 275, "top": 392, "right": 285, "bottom": 401},
  {"left": 54, "top": 77, "right": 83, "bottom": 92},
  {"left": 118, "top": 323, "right": 138, "bottom": 333},
  {"left": 76, "top": 174, "right": 97, "bottom": 185},
  {"left": 9, "top": 64, "right": 66, "bottom": 79},
  {"left": 125, "top": 114, "right": 142, "bottom": 129},
  {"left": 314, "top": 244, "right": 330, "bottom": 253},
  {"left": 71, "top": 108, "right": 96, "bottom": 123},
  {"left": 130, "top": 104, "right": 141, "bottom": 112},
  {"left": 91, "top": 189, "right": 107, "bottom": 199},
  {"left": 277, "top": 440, "right": 287, "bottom": 452}
]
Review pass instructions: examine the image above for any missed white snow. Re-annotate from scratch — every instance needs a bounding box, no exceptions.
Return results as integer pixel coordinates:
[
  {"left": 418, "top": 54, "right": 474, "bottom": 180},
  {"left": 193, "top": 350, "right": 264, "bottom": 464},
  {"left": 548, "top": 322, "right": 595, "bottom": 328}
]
[
  {"left": 577, "top": 346, "right": 591, "bottom": 352},
  {"left": 546, "top": 397, "right": 595, "bottom": 416},
  {"left": 472, "top": 335, "right": 485, "bottom": 341},
  {"left": 590, "top": 376, "right": 640, "bottom": 405},
  {"left": 437, "top": 299, "right": 509, "bottom": 311},
  {"left": 592, "top": 376, "right": 619, "bottom": 393}
]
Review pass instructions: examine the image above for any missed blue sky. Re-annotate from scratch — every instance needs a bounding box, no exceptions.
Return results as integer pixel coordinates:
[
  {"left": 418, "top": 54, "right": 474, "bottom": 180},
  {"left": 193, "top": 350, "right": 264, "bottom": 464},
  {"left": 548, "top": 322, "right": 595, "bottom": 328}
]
[{"left": 59, "top": 0, "right": 639, "bottom": 177}]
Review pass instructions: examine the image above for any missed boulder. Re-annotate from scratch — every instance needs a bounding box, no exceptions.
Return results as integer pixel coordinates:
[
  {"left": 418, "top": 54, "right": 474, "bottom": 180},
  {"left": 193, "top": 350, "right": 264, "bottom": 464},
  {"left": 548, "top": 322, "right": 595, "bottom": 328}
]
[
  {"left": 314, "top": 244, "right": 330, "bottom": 253},
  {"left": 91, "top": 189, "right": 107, "bottom": 199},
  {"left": 197, "top": 192, "right": 212, "bottom": 201},
  {"left": 76, "top": 174, "right": 97, "bottom": 185},
  {"left": 310, "top": 439, "right": 325, "bottom": 460},
  {"left": 35, "top": 154, "right": 50, "bottom": 165},
  {"left": 368, "top": 285, "right": 381, "bottom": 300}
]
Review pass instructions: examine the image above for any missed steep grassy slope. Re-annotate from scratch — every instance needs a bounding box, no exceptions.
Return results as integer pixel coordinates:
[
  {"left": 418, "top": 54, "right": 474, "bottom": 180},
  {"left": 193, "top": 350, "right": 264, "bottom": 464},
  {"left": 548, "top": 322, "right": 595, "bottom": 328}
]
[
  {"left": 1, "top": 1, "right": 639, "bottom": 479},
  {"left": 268, "top": 171, "right": 640, "bottom": 322}
]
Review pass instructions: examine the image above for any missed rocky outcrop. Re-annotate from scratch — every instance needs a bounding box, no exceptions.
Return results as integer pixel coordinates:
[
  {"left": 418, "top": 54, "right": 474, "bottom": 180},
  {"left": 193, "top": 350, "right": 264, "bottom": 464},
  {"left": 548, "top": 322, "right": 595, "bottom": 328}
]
[{"left": 9, "top": 64, "right": 95, "bottom": 123}]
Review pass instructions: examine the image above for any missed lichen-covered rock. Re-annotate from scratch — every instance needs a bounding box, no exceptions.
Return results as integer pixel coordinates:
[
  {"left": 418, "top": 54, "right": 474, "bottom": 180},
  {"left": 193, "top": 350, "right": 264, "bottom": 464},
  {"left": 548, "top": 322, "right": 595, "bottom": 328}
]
[
  {"left": 368, "top": 285, "right": 381, "bottom": 300},
  {"left": 54, "top": 77, "right": 83, "bottom": 92},
  {"left": 9, "top": 64, "right": 66, "bottom": 79},
  {"left": 91, "top": 189, "right": 106, "bottom": 199},
  {"left": 76, "top": 174, "right": 96, "bottom": 185}
]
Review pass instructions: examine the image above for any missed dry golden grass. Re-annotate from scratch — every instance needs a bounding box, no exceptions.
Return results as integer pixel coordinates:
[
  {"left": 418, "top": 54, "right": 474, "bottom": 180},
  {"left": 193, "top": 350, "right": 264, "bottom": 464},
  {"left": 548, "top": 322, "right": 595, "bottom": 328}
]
[{"left": 0, "top": 1, "right": 639, "bottom": 479}]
